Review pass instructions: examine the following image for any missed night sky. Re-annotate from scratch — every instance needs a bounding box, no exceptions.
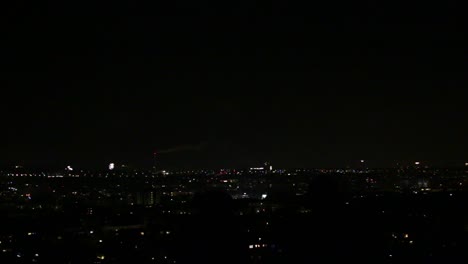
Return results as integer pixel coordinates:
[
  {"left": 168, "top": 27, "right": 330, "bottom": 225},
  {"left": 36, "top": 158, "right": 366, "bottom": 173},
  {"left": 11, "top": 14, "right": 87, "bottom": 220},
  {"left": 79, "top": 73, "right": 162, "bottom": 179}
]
[{"left": 2, "top": 1, "right": 467, "bottom": 169}]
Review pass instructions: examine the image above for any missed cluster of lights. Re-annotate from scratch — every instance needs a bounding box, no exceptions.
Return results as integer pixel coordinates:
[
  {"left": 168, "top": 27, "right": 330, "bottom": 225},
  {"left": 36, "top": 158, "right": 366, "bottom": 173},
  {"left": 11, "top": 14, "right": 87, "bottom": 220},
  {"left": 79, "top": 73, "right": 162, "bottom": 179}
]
[{"left": 249, "top": 244, "right": 268, "bottom": 249}]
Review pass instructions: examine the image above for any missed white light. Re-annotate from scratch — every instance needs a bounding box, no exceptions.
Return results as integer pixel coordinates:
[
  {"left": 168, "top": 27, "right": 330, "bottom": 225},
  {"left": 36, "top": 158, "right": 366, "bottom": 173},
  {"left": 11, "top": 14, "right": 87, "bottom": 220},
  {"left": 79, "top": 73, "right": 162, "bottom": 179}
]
[
  {"left": 35, "top": 253, "right": 39, "bottom": 257},
  {"left": 360, "top": 160, "right": 365, "bottom": 163},
  {"left": 415, "top": 162, "right": 420, "bottom": 165},
  {"left": 261, "top": 194, "right": 267, "bottom": 199},
  {"left": 90, "top": 231, "right": 94, "bottom": 234},
  {"left": 249, "top": 245, "right": 254, "bottom": 249},
  {"left": 109, "top": 163, "right": 115, "bottom": 170},
  {"left": 99, "top": 240, "right": 103, "bottom": 243}
]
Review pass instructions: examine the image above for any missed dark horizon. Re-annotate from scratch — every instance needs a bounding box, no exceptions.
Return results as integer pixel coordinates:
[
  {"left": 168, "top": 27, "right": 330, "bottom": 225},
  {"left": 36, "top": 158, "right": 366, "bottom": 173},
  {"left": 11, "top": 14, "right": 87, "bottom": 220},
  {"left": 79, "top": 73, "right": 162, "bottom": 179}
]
[{"left": 2, "top": 1, "right": 467, "bottom": 169}]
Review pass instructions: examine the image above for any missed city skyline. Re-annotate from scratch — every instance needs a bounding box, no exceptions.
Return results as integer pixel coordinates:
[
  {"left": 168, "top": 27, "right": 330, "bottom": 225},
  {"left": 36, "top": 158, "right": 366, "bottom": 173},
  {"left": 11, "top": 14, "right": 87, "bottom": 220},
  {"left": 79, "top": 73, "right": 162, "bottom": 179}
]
[
  {"left": 1, "top": 2, "right": 466, "bottom": 263},
  {"left": 3, "top": 157, "right": 468, "bottom": 171}
]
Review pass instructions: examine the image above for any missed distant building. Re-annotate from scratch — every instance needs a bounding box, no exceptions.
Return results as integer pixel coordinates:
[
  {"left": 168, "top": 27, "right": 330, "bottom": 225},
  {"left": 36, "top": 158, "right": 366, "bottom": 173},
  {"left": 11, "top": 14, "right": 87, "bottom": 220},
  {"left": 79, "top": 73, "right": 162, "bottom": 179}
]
[
  {"left": 134, "top": 191, "right": 158, "bottom": 206},
  {"left": 250, "top": 162, "right": 273, "bottom": 173}
]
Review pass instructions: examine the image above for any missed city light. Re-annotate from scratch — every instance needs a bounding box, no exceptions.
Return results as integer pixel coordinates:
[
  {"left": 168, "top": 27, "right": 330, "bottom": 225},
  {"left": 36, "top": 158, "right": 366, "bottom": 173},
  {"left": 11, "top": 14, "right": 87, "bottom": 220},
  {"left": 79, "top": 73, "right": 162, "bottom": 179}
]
[
  {"left": 109, "top": 163, "right": 115, "bottom": 170},
  {"left": 0, "top": 162, "right": 466, "bottom": 262}
]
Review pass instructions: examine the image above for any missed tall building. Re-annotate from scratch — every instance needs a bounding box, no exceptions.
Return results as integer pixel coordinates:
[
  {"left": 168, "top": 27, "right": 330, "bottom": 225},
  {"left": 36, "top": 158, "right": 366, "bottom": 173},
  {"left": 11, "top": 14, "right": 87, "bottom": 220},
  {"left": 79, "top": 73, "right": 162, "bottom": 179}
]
[{"left": 135, "top": 191, "right": 157, "bottom": 206}]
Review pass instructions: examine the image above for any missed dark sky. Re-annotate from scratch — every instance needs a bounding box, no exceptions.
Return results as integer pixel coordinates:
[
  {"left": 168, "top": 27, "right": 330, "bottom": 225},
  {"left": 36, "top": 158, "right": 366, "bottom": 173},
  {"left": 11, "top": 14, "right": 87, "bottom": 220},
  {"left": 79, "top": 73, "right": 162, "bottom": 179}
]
[{"left": 1, "top": 1, "right": 467, "bottom": 169}]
